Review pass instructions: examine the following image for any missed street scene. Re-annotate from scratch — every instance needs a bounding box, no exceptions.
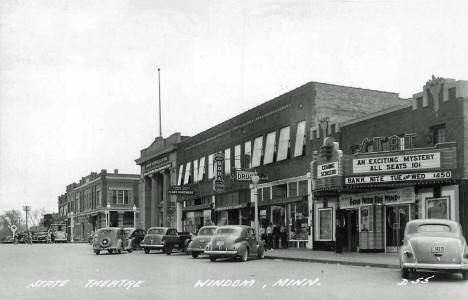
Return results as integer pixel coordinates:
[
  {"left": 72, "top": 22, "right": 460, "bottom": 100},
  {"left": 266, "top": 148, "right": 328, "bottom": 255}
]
[{"left": 1, "top": 0, "right": 468, "bottom": 299}]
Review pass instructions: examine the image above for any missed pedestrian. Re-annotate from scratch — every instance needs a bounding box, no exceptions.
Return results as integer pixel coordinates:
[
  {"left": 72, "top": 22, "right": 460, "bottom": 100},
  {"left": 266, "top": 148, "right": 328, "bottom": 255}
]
[
  {"left": 280, "top": 224, "right": 288, "bottom": 249},
  {"left": 51, "top": 230, "right": 55, "bottom": 244},
  {"left": 46, "top": 230, "right": 52, "bottom": 244},
  {"left": 273, "top": 225, "right": 280, "bottom": 249},
  {"left": 259, "top": 225, "right": 266, "bottom": 244},
  {"left": 266, "top": 223, "right": 273, "bottom": 250}
]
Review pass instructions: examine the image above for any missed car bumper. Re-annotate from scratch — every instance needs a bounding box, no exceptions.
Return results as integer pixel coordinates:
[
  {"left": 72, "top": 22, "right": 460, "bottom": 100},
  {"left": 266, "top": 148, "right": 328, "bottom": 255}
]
[
  {"left": 402, "top": 262, "right": 468, "bottom": 270},
  {"left": 140, "top": 243, "right": 163, "bottom": 250},
  {"left": 187, "top": 247, "right": 205, "bottom": 253},
  {"left": 204, "top": 250, "right": 238, "bottom": 257}
]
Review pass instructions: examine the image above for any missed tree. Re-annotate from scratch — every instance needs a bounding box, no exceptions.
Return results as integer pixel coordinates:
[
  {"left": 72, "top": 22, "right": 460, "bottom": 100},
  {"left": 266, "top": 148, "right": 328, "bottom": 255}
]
[{"left": 0, "top": 210, "right": 25, "bottom": 238}]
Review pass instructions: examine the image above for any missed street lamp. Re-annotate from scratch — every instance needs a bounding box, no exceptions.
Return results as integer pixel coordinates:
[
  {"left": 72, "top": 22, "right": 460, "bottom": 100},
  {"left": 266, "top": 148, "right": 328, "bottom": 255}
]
[
  {"left": 251, "top": 173, "right": 260, "bottom": 242},
  {"left": 106, "top": 203, "right": 110, "bottom": 227},
  {"left": 133, "top": 204, "right": 137, "bottom": 229}
]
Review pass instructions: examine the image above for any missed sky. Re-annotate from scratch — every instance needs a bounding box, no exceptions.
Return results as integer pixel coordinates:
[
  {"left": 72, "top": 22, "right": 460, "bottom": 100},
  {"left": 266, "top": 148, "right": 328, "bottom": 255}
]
[{"left": 1, "top": 0, "right": 467, "bottom": 215}]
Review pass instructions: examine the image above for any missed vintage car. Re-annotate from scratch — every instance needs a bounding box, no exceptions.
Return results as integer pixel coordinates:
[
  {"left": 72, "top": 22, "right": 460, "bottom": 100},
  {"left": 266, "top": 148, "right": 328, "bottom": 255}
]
[
  {"left": 92, "top": 227, "right": 133, "bottom": 255},
  {"left": 140, "top": 227, "right": 192, "bottom": 255},
  {"left": 32, "top": 231, "right": 48, "bottom": 243},
  {"left": 123, "top": 228, "right": 146, "bottom": 250},
  {"left": 187, "top": 226, "right": 218, "bottom": 258},
  {"left": 204, "top": 225, "right": 266, "bottom": 262},
  {"left": 2, "top": 236, "right": 14, "bottom": 244},
  {"left": 399, "top": 219, "right": 468, "bottom": 280},
  {"left": 53, "top": 231, "right": 67, "bottom": 243}
]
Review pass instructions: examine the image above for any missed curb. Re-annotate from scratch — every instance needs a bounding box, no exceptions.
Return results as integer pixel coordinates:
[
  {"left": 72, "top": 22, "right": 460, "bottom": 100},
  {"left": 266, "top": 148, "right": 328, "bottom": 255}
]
[{"left": 264, "top": 255, "right": 399, "bottom": 269}]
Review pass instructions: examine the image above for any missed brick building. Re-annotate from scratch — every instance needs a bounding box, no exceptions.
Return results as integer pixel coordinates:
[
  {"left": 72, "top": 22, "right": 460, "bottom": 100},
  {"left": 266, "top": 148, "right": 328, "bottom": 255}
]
[
  {"left": 173, "top": 81, "right": 403, "bottom": 248},
  {"left": 58, "top": 169, "right": 139, "bottom": 241},
  {"left": 311, "top": 77, "right": 468, "bottom": 252}
]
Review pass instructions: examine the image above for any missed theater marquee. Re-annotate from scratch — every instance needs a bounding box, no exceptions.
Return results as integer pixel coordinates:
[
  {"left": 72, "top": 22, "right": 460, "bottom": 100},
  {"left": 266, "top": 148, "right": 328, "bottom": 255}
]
[
  {"left": 345, "top": 171, "right": 451, "bottom": 184},
  {"left": 353, "top": 152, "right": 440, "bottom": 174}
]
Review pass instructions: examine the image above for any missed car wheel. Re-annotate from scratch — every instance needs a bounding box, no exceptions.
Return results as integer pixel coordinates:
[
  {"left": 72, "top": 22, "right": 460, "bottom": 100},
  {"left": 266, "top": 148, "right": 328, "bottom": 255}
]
[
  {"left": 108, "top": 249, "right": 113, "bottom": 254},
  {"left": 118, "top": 245, "right": 123, "bottom": 254},
  {"left": 192, "top": 252, "right": 200, "bottom": 259},
  {"left": 94, "top": 250, "right": 100, "bottom": 255},
  {"left": 257, "top": 247, "right": 265, "bottom": 259},
  {"left": 165, "top": 247, "right": 172, "bottom": 255},
  {"left": 240, "top": 248, "right": 249, "bottom": 262},
  {"left": 462, "top": 270, "right": 468, "bottom": 280},
  {"left": 144, "top": 248, "right": 150, "bottom": 254},
  {"left": 401, "top": 267, "right": 409, "bottom": 279},
  {"left": 127, "top": 247, "right": 133, "bottom": 253},
  {"left": 209, "top": 256, "right": 216, "bottom": 262}
]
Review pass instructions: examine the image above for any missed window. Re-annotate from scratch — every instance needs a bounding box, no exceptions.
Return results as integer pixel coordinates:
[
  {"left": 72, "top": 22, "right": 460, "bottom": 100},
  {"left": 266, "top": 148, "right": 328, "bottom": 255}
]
[
  {"left": 244, "top": 141, "right": 252, "bottom": 168},
  {"left": 294, "top": 121, "right": 306, "bottom": 157},
  {"left": 432, "top": 125, "right": 446, "bottom": 145},
  {"left": 262, "top": 187, "right": 270, "bottom": 201},
  {"left": 448, "top": 87, "right": 456, "bottom": 100},
  {"left": 208, "top": 154, "right": 214, "bottom": 179},
  {"left": 277, "top": 126, "right": 290, "bottom": 161},
  {"left": 298, "top": 180, "right": 308, "bottom": 196},
  {"left": 177, "top": 164, "right": 184, "bottom": 185},
  {"left": 288, "top": 182, "right": 297, "bottom": 197},
  {"left": 198, "top": 157, "right": 206, "bottom": 182},
  {"left": 312, "top": 130, "right": 317, "bottom": 140},
  {"left": 97, "top": 190, "right": 101, "bottom": 206},
  {"left": 193, "top": 160, "right": 199, "bottom": 182},
  {"left": 272, "top": 184, "right": 287, "bottom": 199},
  {"left": 319, "top": 208, "right": 332, "bottom": 240},
  {"left": 224, "top": 148, "right": 231, "bottom": 175},
  {"left": 416, "top": 96, "right": 423, "bottom": 108},
  {"left": 112, "top": 190, "right": 117, "bottom": 204},
  {"left": 263, "top": 131, "right": 277, "bottom": 164},
  {"left": 426, "top": 197, "right": 450, "bottom": 219},
  {"left": 183, "top": 162, "right": 191, "bottom": 185},
  {"left": 124, "top": 190, "right": 129, "bottom": 204},
  {"left": 360, "top": 206, "right": 371, "bottom": 231},
  {"left": 252, "top": 136, "right": 263, "bottom": 167},
  {"left": 234, "top": 145, "right": 241, "bottom": 169}
]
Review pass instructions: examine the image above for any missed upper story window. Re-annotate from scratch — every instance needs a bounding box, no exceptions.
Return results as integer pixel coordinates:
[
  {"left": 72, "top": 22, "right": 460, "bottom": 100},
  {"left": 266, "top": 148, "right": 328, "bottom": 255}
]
[
  {"left": 244, "top": 141, "right": 252, "bottom": 168},
  {"left": 197, "top": 157, "right": 206, "bottom": 182},
  {"left": 112, "top": 190, "right": 129, "bottom": 204},
  {"left": 252, "top": 136, "right": 263, "bottom": 167},
  {"left": 294, "top": 121, "right": 306, "bottom": 157},
  {"left": 416, "top": 96, "right": 423, "bottom": 108},
  {"left": 263, "top": 131, "right": 277, "bottom": 164},
  {"left": 208, "top": 154, "right": 214, "bottom": 179},
  {"left": 448, "top": 87, "right": 456, "bottom": 100},
  {"left": 431, "top": 124, "right": 446, "bottom": 145},
  {"left": 224, "top": 148, "right": 231, "bottom": 175},
  {"left": 183, "top": 162, "right": 192, "bottom": 185},
  {"left": 177, "top": 164, "right": 184, "bottom": 185},
  {"left": 234, "top": 145, "right": 241, "bottom": 170},
  {"left": 193, "top": 160, "right": 199, "bottom": 182},
  {"left": 277, "top": 126, "right": 291, "bottom": 161}
]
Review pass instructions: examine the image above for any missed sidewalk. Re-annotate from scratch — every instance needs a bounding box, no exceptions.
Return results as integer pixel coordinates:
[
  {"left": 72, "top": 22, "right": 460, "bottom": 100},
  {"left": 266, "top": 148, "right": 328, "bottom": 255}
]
[{"left": 264, "top": 248, "right": 400, "bottom": 269}]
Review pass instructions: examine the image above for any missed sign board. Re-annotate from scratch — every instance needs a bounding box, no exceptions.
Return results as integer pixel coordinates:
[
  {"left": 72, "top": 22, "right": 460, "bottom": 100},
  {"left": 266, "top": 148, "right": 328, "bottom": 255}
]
[
  {"left": 317, "top": 162, "right": 339, "bottom": 178},
  {"left": 232, "top": 169, "right": 257, "bottom": 181},
  {"left": 10, "top": 225, "right": 17, "bottom": 232},
  {"left": 213, "top": 152, "right": 225, "bottom": 192},
  {"left": 168, "top": 186, "right": 195, "bottom": 195},
  {"left": 339, "top": 187, "right": 415, "bottom": 209},
  {"left": 143, "top": 162, "right": 172, "bottom": 177},
  {"left": 143, "top": 156, "right": 169, "bottom": 171},
  {"left": 345, "top": 171, "right": 451, "bottom": 184},
  {"left": 352, "top": 152, "right": 440, "bottom": 174}
]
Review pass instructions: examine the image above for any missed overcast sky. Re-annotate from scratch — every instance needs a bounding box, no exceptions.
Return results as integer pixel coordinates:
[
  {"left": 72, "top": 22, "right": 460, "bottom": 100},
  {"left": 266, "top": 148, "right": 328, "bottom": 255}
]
[{"left": 1, "top": 0, "right": 467, "bottom": 215}]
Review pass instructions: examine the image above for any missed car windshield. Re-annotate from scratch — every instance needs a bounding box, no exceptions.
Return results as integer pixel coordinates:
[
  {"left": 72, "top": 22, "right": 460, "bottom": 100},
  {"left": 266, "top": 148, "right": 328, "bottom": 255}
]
[
  {"left": 215, "top": 228, "right": 240, "bottom": 236},
  {"left": 198, "top": 228, "right": 216, "bottom": 236},
  {"left": 147, "top": 228, "right": 165, "bottom": 235},
  {"left": 417, "top": 224, "right": 451, "bottom": 233}
]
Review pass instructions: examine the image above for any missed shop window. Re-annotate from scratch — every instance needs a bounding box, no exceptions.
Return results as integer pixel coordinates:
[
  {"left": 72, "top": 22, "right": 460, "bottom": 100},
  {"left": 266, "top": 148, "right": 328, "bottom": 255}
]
[
  {"left": 431, "top": 124, "right": 446, "bottom": 145},
  {"left": 294, "top": 121, "right": 306, "bottom": 157},
  {"left": 252, "top": 136, "right": 263, "bottom": 167},
  {"left": 177, "top": 164, "right": 184, "bottom": 185},
  {"left": 193, "top": 160, "right": 199, "bottom": 182},
  {"left": 198, "top": 157, "right": 206, "bottom": 182},
  {"left": 262, "top": 187, "right": 270, "bottom": 201},
  {"left": 426, "top": 197, "right": 450, "bottom": 219},
  {"left": 272, "top": 184, "right": 287, "bottom": 199},
  {"left": 290, "top": 202, "right": 308, "bottom": 240},
  {"left": 183, "top": 162, "right": 191, "bottom": 185},
  {"left": 244, "top": 141, "right": 252, "bottom": 168},
  {"left": 298, "top": 180, "right": 308, "bottom": 196},
  {"left": 277, "top": 126, "right": 290, "bottom": 161},
  {"left": 319, "top": 208, "right": 333, "bottom": 240},
  {"left": 288, "top": 182, "right": 298, "bottom": 197},
  {"left": 194, "top": 198, "right": 201, "bottom": 206},
  {"left": 224, "top": 148, "right": 231, "bottom": 175},
  {"left": 208, "top": 154, "right": 214, "bottom": 179},
  {"left": 234, "top": 145, "right": 241, "bottom": 169},
  {"left": 360, "top": 206, "right": 371, "bottom": 232},
  {"left": 263, "top": 131, "right": 277, "bottom": 164},
  {"left": 448, "top": 87, "right": 456, "bottom": 100}
]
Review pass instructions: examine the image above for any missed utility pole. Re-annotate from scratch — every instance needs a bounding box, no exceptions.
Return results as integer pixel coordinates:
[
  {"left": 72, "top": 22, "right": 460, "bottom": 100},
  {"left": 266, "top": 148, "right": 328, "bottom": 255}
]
[
  {"left": 23, "top": 205, "right": 31, "bottom": 232},
  {"left": 158, "top": 67, "right": 162, "bottom": 138}
]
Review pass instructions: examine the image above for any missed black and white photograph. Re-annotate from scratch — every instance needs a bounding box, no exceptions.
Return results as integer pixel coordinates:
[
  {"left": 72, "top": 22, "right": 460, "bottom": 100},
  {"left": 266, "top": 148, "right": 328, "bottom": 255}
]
[{"left": 1, "top": 0, "right": 468, "bottom": 299}]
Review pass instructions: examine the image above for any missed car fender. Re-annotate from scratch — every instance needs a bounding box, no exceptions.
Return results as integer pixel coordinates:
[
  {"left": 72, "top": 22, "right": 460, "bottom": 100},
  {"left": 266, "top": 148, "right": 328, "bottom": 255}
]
[{"left": 235, "top": 242, "right": 249, "bottom": 255}]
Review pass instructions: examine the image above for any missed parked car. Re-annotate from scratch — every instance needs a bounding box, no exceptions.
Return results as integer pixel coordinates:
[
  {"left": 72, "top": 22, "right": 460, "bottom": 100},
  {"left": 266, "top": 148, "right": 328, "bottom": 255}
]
[
  {"left": 2, "top": 236, "right": 14, "bottom": 244},
  {"left": 32, "top": 231, "right": 48, "bottom": 243},
  {"left": 140, "top": 227, "right": 192, "bottom": 255},
  {"left": 92, "top": 227, "right": 133, "bottom": 255},
  {"left": 123, "top": 228, "right": 146, "bottom": 250},
  {"left": 53, "top": 231, "right": 67, "bottom": 243},
  {"left": 50, "top": 223, "right": 67, "bottom": 243},
  {"left": 399, "top": 219, "right": 468, "bottom": 280},
  {"left": 187, "top": 226, "right": 218, "bottom": 258},
  {"left": 205, "top": 225, "right": 266, "bottom": 262}
]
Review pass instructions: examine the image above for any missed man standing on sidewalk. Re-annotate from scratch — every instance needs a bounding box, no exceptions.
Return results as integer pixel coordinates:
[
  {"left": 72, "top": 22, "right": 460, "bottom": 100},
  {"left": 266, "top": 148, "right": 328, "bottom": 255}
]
[{"left": 266, "top": 223, "right": 273, "bottom": 250}]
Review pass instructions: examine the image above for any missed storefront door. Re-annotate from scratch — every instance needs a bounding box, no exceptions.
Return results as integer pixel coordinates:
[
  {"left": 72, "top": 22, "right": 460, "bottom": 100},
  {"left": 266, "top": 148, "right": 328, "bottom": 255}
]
[{"left": 385, "top": 205, "right": 410, "bottom": 252}]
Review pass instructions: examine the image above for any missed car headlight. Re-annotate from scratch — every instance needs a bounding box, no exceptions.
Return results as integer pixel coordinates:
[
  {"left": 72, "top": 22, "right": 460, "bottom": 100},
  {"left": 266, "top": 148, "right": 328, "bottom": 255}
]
[{"left": 463, "top": 244, "right": 468, "bottom": 259}]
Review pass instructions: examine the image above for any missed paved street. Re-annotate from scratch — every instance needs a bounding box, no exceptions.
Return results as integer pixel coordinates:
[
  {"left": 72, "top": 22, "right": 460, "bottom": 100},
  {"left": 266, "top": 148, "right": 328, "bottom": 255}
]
[{"left": 1, "top": 243, "right": 467, "bottom": 300}]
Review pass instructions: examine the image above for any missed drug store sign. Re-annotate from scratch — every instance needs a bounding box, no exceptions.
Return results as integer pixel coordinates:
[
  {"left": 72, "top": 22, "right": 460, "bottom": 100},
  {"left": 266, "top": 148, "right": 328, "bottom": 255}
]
[{"left": 353, "top": 152, "right": 440, "bottom": 174}]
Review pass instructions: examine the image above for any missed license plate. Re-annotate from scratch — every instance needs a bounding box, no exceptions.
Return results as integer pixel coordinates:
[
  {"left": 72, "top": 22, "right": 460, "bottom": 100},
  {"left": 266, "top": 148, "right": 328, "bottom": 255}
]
[
  {"left": 431, "top": 246, "right": 445, "bottom": 254},
  {"left": 216, "top": 241, "right": 224, "bottom": 246}
]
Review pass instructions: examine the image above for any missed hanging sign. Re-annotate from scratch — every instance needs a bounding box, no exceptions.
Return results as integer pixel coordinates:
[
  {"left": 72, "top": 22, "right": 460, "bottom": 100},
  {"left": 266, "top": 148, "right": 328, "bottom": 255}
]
[
  {"left": 317, "top": 162, "right": 339, "bottom": 178},
  {"left": 339, "top": 187, "right": 415, "bottom": 209},
  {"left": 213, "top": 152, "right": 224, "bottom": 192}
]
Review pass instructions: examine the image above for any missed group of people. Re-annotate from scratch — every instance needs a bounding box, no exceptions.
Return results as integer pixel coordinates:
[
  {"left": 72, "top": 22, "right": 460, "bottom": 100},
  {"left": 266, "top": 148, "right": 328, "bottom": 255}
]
[
  {"left": 46, "top": 229, "right": 56, "bottom": 243},
  {"left": 259, "top": 223, "right": 288, "bottom": 250}
]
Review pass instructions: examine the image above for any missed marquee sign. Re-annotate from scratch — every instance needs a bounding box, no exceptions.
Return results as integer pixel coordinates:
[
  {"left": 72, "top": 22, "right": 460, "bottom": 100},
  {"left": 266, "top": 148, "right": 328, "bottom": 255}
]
[
  {"left": 340, "top": 187, "right": 415, "bottom": 209},
  {"left": 345, "top": 171, "right": 451, "bottom": 184},
  {"left": 317, "top": 162, "right": 339, "bottom": 178},
  {"left": 353, "top": 152, "right": 440, "bottom": 174}
]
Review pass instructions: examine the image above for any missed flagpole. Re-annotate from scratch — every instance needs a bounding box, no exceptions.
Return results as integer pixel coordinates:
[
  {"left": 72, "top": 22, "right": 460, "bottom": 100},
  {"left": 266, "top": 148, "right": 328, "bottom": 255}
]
[{"left": 158, "top": 68, "right": 162, "bottom": 138}]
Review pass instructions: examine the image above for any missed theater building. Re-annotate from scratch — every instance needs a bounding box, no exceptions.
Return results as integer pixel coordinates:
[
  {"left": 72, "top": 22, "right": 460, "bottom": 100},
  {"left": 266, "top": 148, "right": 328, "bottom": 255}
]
[
  {"left": 174, "top": 81, "right": 402, "bottom": 247},
  {"left": 58, "top": 169, "right": 139, "bottom": 241},
  {"left": 311, "top": 77, "right": 468, "bottom": 252},
  {"left": 135, "top": 133, "right": 189, "bottom": 230}
]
